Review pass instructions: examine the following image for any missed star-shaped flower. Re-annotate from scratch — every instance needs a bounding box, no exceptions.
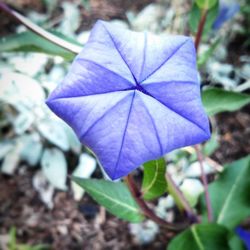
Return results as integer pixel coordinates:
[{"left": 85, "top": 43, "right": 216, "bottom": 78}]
[{"left": 46, "top": 21, "right": 210, "bottom": 180}]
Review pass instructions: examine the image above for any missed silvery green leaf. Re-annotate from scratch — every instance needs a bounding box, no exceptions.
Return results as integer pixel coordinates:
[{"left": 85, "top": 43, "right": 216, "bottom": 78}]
[
  {"left": 77, "top": 31, "right": 90, "bottom": 45},
  {"left": 235, "top": 80, "right": 250, "bottom": 93},
  {"left": 162, "top": 8, "right": 174, "bottom": 30},
  {"left": 207, "top": 62, "right": 237, "bottom": 89},
  {"left": 43, "top": 0, "right": 58, "bottom": 13},
  {"left": 129, "top": 220, "right": 159, "bottom": 244},
  {"left": 1, "top": 142, "right": 22, "bottom": 175},
  {"left": 28, "top": 11, "right": 48, "bottom": 24},
  {"left": 62, "top": 123, "right": 81, "bottom": 154},
  {"left": 14, "top": 112, "right": 34, "bottom": 135},
  {"left": 8, "top": 53, "right": 48, "bottom": 77},
  {"left": 47, "top": 65, "right": 66, "bottom": 84},
  {"left": 41, "top": 148, "right": 67, "bottom": 190},
  {"left": 241, "top": 63, "right": 250, "bottom": 79},
  {"left": 32, "top": 170, "right": 54, "bottom": 209},
  {"left": 109, "top": 20, "right": 129, "bottom": 30},
  {"left": 20, "top": 134, "right": 43, "bottom": 166},
  {"left": 59, "top": 2, "right": 80, "bottom": 37},
  {"left": 71, "top": 153, "right": 96, "bottom": 200},
  {"left": 155, "top": 196, "right": 175, "bottom": 218},
  {"left": 180, "top": 178, "right": 204, "bottom": 207},
  {"left": 185, "top": 161, "right": 214, "bottom": 177},
  {"left": 130, "top": 4, "right": 164, "bottom": 32},
  {"left": 0, "top": 141, "right": 14, "bottom": 160},
  {"left": 38, "top": 120, "right": 69, "bottom": 151},
  {"left": 0, "top": 71, "right": 45, "bottom": 106}
]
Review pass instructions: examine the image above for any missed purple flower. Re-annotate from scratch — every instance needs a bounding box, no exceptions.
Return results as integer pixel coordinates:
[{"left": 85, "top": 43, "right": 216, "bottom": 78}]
[
  {"left": 46, "top": 21, "right": 210, "bottom": 180},
  {"left": 213, "top": 0, "right": 240, "bottom": 30},
  {"left": 236, "top": 227, "right": 250, "bottom": 250}
]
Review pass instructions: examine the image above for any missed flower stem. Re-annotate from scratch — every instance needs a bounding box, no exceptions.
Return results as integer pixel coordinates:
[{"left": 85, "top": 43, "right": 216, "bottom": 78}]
[
  {"left": 165, "top": 172, "right": 199, "bottom": 223},
  {"left": 0, "top": 2, "right": 82, "bottom": 54},
  {"left": 195, "top": 9, "right": 208, "bottom": 51},
  {"left": 124, "top": 174, "right": 189, "bottom": 231},
  {"left": 194, "top": 145, "right": 213, "bottom": 222}
]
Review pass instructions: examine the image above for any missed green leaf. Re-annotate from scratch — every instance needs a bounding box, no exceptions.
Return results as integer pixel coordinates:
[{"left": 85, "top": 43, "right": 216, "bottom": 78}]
[
  {"left": 229, "top": 233, "right": 246, "bottom": 250},
  {"left": 41, "top": 148, "right": 68, "bottom": 190},
  {"left": 72, "top": 177, "right": 144, "bottom": 223},
  {"left": 189, "top": 2, "right": 219, "bottom": 35},
  {"left": 142, "top": 158, "right": 167, "bottom": 200},
  {"left": 18, "top": 244, "right": 50, "bottom": 250},
  {"left": 202, "top": 88, "right": 250, "bottom": 116},
  {"left": 203, "top": 133, "right": 219, "bottom": 156},
  {"left": 195, "top": 0, "right": 218, "bottom": 10},
  {"left": 168, "top": 223, "right": 230, "bottom": 250},
  {"left": 8, "top": 227, "right": 17, "bottom": 250},
  {"left": 201, "top": 156, "right": 250, "bottom": 229},
  {"left": 0, "top": 31, "right": 79, "bottom": 60},
  {"left": 198, "top": 38, "right": 220, "bottom": 67}
]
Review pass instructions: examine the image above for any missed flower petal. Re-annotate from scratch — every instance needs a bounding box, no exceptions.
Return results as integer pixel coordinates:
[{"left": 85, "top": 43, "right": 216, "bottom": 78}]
[
  {"left": 46, "top": 21, "right": 211, "bottom": 180},
  {"left": 101, "top": 21, "right": 189, "bottom": 83},
  {"left": 47, "top": 59, "right": 134, "bottom": 101}
]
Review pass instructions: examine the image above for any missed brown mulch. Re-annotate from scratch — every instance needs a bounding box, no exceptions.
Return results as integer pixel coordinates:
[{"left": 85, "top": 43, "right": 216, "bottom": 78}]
[
  {"left": 213, "top": 105, "right": 250, "bottom": 163},
  {"left": 0, "top": 170, "right": 130, "bottom": 250},
  {"left": 0, "top": 170, "right": 172, "bottom": 250}
]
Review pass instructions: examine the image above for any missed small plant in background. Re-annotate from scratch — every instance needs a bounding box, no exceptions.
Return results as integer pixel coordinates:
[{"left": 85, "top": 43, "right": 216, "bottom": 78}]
[
  {"left": 0, "top": 3, "right": 96, "bottom": 203},
  {"left": 6, "top": 227, "right": 50, "bottom": 250},
  {"left": 0, "top": 0, "right": 250, "bottom": 249}
]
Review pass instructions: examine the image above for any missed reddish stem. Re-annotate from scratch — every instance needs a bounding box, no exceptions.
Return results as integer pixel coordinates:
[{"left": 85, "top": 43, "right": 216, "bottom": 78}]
[
  {"left": 125, "top": 174, "right": 189, "bottom": 231},
  {"left": 195, "top": 9, "right": 208, "bottom": 51},
  {"left": 194, "top": 145, "right": 213, "bottom": 222},
  {"left": 165, "top": 172, "right": 199, "bottom": 223}
]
